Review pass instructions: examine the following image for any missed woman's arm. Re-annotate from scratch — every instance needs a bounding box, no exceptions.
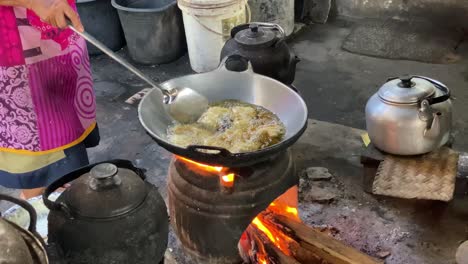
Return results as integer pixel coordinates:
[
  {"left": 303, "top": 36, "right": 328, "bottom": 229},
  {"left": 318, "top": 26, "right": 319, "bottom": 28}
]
[
  {"left": 0, "top": 0, "right": 83, "bottom": 32},
  {"left": 0, "top": 0, "right": 29, "bottom": 7}
]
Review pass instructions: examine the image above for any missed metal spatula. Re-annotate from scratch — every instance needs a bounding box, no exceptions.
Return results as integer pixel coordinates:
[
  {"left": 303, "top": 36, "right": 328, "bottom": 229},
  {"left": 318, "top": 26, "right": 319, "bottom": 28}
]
[{"left": 68, "top": 25, "right": 208, "bottom": 123}]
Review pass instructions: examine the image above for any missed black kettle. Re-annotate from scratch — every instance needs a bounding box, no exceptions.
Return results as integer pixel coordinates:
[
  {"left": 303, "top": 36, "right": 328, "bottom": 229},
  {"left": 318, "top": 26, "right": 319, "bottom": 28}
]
[
  {"left": 43, "top": 160, "right": 168, "bottom": 264},
  {"left": 0, "top": 194, "right": 48, "bottom": 264},
  {"left": 220, "top": 22, "right": 300, "bottom": 85}
]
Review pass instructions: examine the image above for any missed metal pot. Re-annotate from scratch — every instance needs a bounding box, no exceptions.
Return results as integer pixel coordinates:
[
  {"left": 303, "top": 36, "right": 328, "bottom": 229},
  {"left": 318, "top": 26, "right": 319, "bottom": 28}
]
[
  {"left": 221, "top": 23, "right": 299, "bottom": 85},
  {"left": 138, "top": 55, "right": 308, "bottom": 167},
  {"left": 43, "top": 160, "right": 168, "bottom": 264},
  {"left": 366, "top": 75, "right": 452, "bottom": 155},
  {"left": 77, "top": 0, "right": 125, "bottom": 55},
  {"left": 0, "top": 194, "right": 48, "bottom": 264}
]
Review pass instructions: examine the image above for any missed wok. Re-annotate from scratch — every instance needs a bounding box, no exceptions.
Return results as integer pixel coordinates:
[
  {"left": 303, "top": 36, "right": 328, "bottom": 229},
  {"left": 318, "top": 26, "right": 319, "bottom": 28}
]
[{"left": 138, "top": 56, "right": 308, "bottom": 167}]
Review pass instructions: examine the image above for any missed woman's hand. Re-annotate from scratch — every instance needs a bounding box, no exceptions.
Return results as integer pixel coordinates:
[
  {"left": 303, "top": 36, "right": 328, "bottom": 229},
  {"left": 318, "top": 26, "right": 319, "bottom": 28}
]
[{"left": 29, "top": 0, "right": 84, "bottom": 32}]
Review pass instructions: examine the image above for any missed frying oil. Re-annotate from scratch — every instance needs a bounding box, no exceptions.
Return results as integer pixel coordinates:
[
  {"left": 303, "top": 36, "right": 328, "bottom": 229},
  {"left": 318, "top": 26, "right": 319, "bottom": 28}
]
[{"left": 167, "top": 100, "right": 286, "bottom": 153}]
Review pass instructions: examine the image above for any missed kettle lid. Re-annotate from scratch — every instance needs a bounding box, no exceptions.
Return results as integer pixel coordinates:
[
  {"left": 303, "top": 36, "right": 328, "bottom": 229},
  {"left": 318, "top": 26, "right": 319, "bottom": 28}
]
[
  {"left": 235, "top": 24, "right": 277, "bottom": 47},
  {"left": 63, "top": 163, "right": 147, "bottom": 218},
  {"left": 378, "top": 76, "right": 436, "bottom": 104}
]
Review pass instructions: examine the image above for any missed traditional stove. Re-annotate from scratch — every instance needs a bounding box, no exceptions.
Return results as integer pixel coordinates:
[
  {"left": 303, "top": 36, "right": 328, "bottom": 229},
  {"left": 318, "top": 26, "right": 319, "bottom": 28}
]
[
  {"left": 138, "top": 38, "right": 308, "bottom": 263},
  {"left": 168, "top": 150, "right": 299, "bottom": 263}
]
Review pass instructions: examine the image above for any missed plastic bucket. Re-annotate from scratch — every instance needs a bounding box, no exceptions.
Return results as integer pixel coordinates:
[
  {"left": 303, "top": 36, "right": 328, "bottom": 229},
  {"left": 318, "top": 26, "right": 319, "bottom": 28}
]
[
  {"left": 248, "top": 0, "right": 295, "bottom": 36},
  {"left": 178, "top": 0, "right": 249, "bottom": 73},
  {"left": 112, "top": 0, "right": 185, "bottom": 65},
  {"left": 77, "top": 0, "right": 125, "bottom": 55}
]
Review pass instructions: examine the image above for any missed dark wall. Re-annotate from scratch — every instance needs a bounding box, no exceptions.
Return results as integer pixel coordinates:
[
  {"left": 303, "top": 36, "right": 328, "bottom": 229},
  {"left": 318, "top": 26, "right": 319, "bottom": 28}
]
[{"left": 295, "top": 0, "right": 468, "bottom": 28}]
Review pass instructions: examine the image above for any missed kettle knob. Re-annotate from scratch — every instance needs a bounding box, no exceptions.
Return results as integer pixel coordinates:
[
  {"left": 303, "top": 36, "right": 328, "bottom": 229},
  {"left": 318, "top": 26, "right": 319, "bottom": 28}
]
[
  {"left": 249, "top": 24, "right": 259, "bottom": 33},
  {"left": 89, "top": 163, "right": 122, "bottom": 191},
  {"left": 399, "top": 75, "right": 414, "bottom": 88}
]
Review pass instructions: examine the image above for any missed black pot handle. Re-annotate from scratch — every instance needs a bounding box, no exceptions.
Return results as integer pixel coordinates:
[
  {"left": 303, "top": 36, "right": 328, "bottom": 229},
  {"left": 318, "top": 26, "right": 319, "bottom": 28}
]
[
  {"left": 230, "top": 22, "right": 286, "bottom": 38},
  {"left": 43, "top": 160, "right": 145, "bottom": 217},
  {"left": 414, "top": 75, "right": 451, "bottom": 105},
  {"left": 386, "top": 75, "right": 451, "bottom": 105},
  {"left": 0, "top": 193, "right": 38, "bottom": 234},
  {"left": 186, "top": 145, "right": 233, "bottom": 157}
]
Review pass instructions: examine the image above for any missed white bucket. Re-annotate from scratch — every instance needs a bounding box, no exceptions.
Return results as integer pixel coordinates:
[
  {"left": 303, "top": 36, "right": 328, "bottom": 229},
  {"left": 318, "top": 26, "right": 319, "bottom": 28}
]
[
  {"left": 248, "top": 0, "right": 295, "bottom": 36},
  {"left": 178, "top": 0, "right": 249, "bottom": 73}
]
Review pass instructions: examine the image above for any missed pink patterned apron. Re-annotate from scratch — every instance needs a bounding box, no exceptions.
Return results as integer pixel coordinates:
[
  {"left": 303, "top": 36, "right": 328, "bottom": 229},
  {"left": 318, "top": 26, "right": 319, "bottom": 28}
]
[{"left": 0, "top": 3, "right": 96, "bottom": 155}]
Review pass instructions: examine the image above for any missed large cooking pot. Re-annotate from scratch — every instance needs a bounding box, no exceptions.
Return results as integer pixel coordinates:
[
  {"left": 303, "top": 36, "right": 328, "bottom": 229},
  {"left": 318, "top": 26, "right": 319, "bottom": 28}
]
[
  {"left": 139, "top": 55, "right": 309, "bottom": 167},
  {"left": 43, "top": 160, "right": 168, "bottom": 264},
  {"left": 221, "top": 23, "right": 300, "bottom": 85},
  {"left": 0, "top": 194, "right": 48, "bottom": 264},
  {"left": 366, "top": 75, "right": 452, "bottom": 155}
]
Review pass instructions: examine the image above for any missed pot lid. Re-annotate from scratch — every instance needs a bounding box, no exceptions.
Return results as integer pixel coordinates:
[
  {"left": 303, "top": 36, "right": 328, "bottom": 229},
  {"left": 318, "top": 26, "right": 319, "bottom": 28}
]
[
  {"left": 378, "top": 76, "right": 436, "bottom": 104},
  {"left": 235, "top": 24, "right": 277, "bottom": 47},
  {"left": 63, "top": 163, "right": 147, "bottom": 219},
  {"left": 0, "top": 219, "right": 34, "bottom": 264}
]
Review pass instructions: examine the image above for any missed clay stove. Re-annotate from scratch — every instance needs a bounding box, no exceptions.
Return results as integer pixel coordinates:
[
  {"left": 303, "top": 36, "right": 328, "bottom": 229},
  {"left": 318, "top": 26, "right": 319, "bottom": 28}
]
[{"left": 168, "top": 150, "right": 299, "bottom": 264}]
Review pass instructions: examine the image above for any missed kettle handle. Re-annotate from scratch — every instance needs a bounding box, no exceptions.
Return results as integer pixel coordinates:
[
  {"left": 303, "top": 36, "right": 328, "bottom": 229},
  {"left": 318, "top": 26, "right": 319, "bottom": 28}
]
[
  {"left": 0, "top": 193, "right": 38, "bottom": 234},
  {"left": 43, "top": 160, "right": 146, "bottom": 216},
  {"left": 413, "top": 76, "right": 451, "bottom": 105},
  {"left": 386, "top": 75, "right": 451, "bottom": 105},
  {"left": 229, "top": 22, "right": 286, "bottom": 38}
]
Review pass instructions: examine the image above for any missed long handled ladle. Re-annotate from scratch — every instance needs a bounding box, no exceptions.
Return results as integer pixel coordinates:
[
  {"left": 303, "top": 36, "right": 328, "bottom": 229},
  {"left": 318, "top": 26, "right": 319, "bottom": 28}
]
[{"left": 68, "top": 24, "right": 208, "bottom": 123}]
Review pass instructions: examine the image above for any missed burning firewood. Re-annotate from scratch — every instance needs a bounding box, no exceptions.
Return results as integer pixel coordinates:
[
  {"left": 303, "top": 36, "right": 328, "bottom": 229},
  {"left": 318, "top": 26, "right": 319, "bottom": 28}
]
[
  {"left": 244, "top": 225, "right": 301, "bottom": 264},
  {"left": 240, "top": 211, "right": 382, "bottom": 264}
]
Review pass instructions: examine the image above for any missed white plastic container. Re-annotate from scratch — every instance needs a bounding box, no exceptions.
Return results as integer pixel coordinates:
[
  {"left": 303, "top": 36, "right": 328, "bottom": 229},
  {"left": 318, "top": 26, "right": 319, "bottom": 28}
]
[
  {"left": 178, "top": 0, "right": 248, "bottom": 73},
  {"left": 248, "top": 0, "right": 294, "bottom": 36}
]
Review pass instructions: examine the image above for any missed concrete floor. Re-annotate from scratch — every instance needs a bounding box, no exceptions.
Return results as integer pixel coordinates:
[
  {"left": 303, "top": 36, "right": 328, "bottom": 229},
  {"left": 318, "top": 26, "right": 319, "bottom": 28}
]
[
  {"left": 2, "top": 18, "right": 468, "bottom": 263},
  {"left": 90, "top": 19, "right": 468, "bottom": 264}
]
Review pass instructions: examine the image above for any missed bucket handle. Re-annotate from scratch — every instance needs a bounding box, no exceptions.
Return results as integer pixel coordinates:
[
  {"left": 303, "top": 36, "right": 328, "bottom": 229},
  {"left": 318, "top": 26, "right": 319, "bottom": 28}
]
[{"left": 192, "top": 0, "right": 251, "bottom": 37}]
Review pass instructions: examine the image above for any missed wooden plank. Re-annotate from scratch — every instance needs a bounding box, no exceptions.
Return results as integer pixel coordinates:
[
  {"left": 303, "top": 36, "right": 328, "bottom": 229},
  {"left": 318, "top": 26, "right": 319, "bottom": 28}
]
[{"left": 273, "top": 215, "right": 383, "bottom": 264}]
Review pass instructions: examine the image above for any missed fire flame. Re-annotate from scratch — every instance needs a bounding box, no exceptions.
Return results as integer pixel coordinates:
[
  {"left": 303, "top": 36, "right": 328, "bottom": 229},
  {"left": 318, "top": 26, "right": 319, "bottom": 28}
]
[
  {"left": 222, "top": 173, "right": 235, "bottom": 183},
  {"left": 252, "top": 217, "right": 276, "bottom": 244},
  {"left": 268, "top": 202, "right": 300, "bottom": 222},
  {"left": 221, "top": 173, "right": 235, "bottom": 188},
  {"left": 242, "top": 186, "right": 300, "bottom": 263},
  {"left": 177, "top": 156, "right": 224, "bottom": 172},
  {"left": 177, "top": 156, "right": 235, "bottom": 187},
  {"left": 258, "top": 255, "right": 268, "bottom": 264}
]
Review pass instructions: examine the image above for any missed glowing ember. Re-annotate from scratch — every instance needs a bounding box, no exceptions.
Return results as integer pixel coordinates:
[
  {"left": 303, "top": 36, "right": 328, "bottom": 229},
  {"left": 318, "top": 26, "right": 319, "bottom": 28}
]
[
  {"left": 222, "top": 173, "right": 235, "bottom": 183},
  {"left": 177, "top": 156, "right": 223, "bottom": 172},
  {"left": 241, "top": 186, "right": 301, "bottom": 262},
  {"left": 286, "top": 207, "right": 298, "bottom": 216},
  {"left": 269, "top": 202, "right": 300, "bottom": 222},
  {"left": 251, "top": 214, "right": 295, "bottom": 255},
  {"left": 221, "top": 173, "right": 236, "bottom": 188},
  {"left": 252, "top": 217, "right": 276, "bottom": 243},
  {"left": 258, "top": 255, "right": 268, "bottom": 264}
]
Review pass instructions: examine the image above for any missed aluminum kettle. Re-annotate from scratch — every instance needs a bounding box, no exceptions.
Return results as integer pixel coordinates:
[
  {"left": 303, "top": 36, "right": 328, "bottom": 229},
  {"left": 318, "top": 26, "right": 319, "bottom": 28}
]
[{"left": 365, "top": 75, "right": 452, "bottom": 155}]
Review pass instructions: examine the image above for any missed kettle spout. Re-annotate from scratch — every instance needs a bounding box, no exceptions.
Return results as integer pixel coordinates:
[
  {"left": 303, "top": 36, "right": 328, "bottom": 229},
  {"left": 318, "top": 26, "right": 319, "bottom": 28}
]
[
  {"left": 424, "top": 112, "right": 441, "bottom": 139},
  {"left": 294, "top": 56, "right": 301, "bottom": 65}
]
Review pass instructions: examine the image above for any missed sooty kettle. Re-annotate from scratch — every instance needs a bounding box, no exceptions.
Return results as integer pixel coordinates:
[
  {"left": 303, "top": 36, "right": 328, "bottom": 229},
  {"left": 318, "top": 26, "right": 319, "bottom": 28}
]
[
  {"left": 44, "top": 160, "right": 168, "bottom": 264},
  {"left": 221, "top": 22, "right": 299, "bottom": 85}
]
